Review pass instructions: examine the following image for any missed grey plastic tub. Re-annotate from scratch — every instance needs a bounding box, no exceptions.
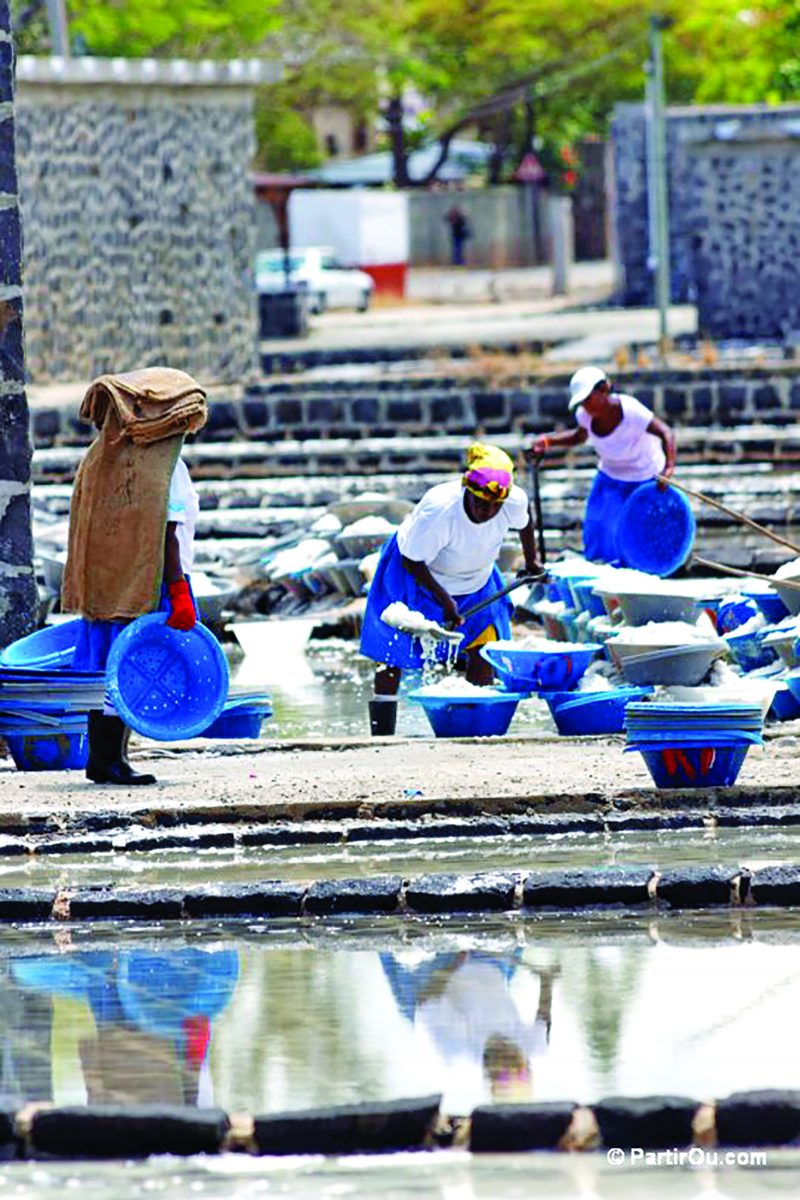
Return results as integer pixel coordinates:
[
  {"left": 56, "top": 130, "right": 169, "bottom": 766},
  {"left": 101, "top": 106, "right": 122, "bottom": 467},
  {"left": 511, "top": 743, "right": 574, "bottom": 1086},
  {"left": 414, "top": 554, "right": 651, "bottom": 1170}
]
[
  {"left": 614, "top": 590, "right": 701, "bottom": 627},
  {"left": 618, "top": 644, "right": 726, "bottom": 686},
  {"left": 772, "top": 575, "right": 800, "bottom": 617}
]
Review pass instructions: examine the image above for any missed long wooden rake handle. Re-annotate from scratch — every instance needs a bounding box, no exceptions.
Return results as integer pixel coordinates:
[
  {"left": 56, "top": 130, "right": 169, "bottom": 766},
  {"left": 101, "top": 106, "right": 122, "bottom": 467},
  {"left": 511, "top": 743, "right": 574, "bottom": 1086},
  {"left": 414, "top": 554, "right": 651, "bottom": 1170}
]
[
  {"left": 693, "top": 554, "right": 800, "bottom": 593},
  {"left": 658, "top": 475, "right": 800, "bottom": 556}
]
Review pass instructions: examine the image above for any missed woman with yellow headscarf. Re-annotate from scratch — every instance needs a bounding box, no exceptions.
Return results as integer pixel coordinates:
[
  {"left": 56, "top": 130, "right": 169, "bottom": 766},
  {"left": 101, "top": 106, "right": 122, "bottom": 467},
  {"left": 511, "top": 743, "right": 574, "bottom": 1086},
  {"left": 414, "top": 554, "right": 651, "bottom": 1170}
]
[{"left": 360, "top": 443, "right": 541, "bottom": 734}]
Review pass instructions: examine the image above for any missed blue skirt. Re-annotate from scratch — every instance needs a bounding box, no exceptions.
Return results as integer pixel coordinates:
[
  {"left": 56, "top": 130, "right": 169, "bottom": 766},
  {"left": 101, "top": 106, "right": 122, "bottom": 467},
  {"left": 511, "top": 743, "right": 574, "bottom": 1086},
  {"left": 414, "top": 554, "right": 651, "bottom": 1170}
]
[
  {"left": 583, "top": 471, "right": 650, "bottom": 564},
  {"left": 360, "top": 535, "right": 513, "bottom": 669}
]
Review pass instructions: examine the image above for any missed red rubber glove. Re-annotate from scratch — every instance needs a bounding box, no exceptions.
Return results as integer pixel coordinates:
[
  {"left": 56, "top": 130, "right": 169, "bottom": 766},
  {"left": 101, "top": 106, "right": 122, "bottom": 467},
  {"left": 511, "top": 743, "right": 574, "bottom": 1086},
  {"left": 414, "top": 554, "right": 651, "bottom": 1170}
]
[{"left": 166, "top": 578, "right": 196, "bottom": 631}]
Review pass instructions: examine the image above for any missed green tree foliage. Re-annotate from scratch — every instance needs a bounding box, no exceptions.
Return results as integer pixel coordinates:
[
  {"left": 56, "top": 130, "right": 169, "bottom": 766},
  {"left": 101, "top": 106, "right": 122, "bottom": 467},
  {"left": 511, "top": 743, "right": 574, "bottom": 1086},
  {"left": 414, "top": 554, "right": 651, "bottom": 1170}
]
[
  {"left": 253, "top": 90, "right": 322, "bottom": 173},
  {"left": 11, "top": 0, "right": 800, "bottom": 177},
  {"left": 12, "top": 0, "right": 280, "bottom": 57},
  {"left": 668, "top": 0, "right": 800, "bottom": 104},
  {"left": 250, "top": 0, "right": 390, "bottom": 171}
]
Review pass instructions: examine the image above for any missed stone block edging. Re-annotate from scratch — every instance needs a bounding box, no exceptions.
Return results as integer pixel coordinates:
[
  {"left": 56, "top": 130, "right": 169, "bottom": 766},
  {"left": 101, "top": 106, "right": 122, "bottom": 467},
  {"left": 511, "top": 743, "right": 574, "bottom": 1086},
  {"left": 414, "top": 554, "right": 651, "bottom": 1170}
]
[
  {"left": 0, "top": 862, "right": 798, "bottom": 924},
  {"left": 6, "top": 1090, "right": 800, "bottom": 1158},
  {"left": 4, "top": 799, "right": 800, "bottom": 859}
]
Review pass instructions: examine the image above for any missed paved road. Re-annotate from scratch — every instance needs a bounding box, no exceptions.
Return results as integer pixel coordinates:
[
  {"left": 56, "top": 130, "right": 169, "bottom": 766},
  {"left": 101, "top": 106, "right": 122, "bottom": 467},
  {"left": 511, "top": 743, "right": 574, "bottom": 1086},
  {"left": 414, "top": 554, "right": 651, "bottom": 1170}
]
[{"left": 263, "top": 263, "right": 697, "bottom": 359}]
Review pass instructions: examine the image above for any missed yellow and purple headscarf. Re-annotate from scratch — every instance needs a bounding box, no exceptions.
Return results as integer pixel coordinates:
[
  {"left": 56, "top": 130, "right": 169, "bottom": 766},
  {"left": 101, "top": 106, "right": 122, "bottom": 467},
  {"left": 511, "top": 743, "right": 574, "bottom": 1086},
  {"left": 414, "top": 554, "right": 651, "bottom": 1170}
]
[{"left": 462, "top": 442, "right": 514, "bottom": 502}]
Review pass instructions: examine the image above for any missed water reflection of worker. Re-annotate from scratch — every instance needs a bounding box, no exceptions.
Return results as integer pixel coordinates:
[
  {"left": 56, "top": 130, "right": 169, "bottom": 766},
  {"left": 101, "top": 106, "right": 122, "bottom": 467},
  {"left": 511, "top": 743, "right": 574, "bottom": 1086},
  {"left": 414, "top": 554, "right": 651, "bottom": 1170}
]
[
  {"left": 529, "top": 366, "right": 676, "bottom": 564},
  {"left": 360, "top": 443, "right": 541, "bottom": 735},
  {"left": 11, "top": 948, "right": 238, "bottom": 1105},
  {"left": 62, "top": 368, "right": 206, "bottom": 786},
  {"left": 380, "top": 951, "right": 558, "bottom": 1108}
]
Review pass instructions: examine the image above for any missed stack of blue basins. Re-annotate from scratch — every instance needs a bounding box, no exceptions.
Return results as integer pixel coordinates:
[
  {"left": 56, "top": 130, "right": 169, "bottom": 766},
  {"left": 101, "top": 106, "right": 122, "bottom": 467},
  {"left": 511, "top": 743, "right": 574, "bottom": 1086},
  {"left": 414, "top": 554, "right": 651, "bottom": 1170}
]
[
  {"left": 624, "top": 702, "right": 763, "bottom": 788},
  {"left": 0, "top": 620, "right": 105, "bottom": 770},
  {"left": 543, "top": 686, "right": 654, "bottom": 736},
  {"left": 0, "top": 665, "right": 105, "bottom": 770},
  {"left": 545, "top": 565, "right": 599, "bottom": 644},
  {"left": 480, "top": 642, "right": 650, "bottom": 736},
  {"left": 201, "top": 688, "right": 272, "bottom": 738}
]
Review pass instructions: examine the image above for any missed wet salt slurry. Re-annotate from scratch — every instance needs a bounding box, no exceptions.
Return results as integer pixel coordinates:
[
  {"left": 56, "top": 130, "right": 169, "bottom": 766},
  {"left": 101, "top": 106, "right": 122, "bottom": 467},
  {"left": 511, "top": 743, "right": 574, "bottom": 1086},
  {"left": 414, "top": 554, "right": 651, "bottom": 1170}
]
[
  {"left": 414, "top": 676, "right": 502, "bottom": 697},
  {"left": 381, "top": 601, "right": 449, "bottom": 636},
  {"left": 611, "top": 620, "right": 719, "bottom": 647}
]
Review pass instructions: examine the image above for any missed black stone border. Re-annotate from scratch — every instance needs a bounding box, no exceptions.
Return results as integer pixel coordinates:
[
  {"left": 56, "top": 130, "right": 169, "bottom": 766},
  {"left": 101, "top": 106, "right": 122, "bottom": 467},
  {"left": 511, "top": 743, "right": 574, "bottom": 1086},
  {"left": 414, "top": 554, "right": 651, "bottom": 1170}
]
[
  {"left": 4, "top": 799, "right": 800, "bottom": 860},
  {"left": 0, "top": 860, "right": 794, "bottom": 923},
  {"left": 5, "top": 1089, "right": 799, "bottom": 1158}
]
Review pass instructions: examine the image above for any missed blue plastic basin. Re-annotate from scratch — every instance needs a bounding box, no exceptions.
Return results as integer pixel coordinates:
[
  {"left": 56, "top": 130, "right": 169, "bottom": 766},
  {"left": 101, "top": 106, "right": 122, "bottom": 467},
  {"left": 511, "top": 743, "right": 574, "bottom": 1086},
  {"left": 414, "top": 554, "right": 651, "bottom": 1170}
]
[
  {"left": 632, "top": 743, "right": 750, "bottom": 788},
  {"left": 616, "top": 482, "right": 696, "bottom": 577},
  {"left": 742, "top": 591, "right": 790, "bottom": 625},
  {"left": 6, "top": 732, "right": 88, "bottom": 771},
  {"left": 0, "top": 619, "right": 82, "bottom": 669},
  {"left": 571, "top": 579, "right": 604, "bottom": 616},
  {"left": 408, "top": 691, "right": 525, "bottom": 737},
  {"left": 544, "top": 687, "right": 653, "bottom": 736},
  {"left": 725, "top": 630, "right": 777, "bottom": 673},
  {"left": 201, "top": 709, "right": 268, "bottom": 739},
  {"left": 770, "top": 685, "right": 800, "bottom": 722},
  {"left": 106, "top": 613, "right": 229, "bottom": 741},
  {"left": 481, "top": 643, "right": 602, "bottom": 693},
  {"left": 717, "top": 597, "right": 760, "bottom": 634}
]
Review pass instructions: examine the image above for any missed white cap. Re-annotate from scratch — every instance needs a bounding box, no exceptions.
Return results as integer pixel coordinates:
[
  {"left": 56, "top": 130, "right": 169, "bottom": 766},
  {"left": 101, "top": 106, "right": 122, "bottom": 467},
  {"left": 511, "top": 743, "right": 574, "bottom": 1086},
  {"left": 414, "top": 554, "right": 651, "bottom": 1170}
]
[{"left": 568, "top": 366, "right": 607, "bottom": 410}]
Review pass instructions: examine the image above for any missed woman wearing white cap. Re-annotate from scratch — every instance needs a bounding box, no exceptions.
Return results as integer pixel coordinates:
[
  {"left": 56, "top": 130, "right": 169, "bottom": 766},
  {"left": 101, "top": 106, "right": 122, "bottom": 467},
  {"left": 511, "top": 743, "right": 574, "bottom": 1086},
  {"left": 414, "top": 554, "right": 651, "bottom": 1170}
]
[{"left": 529, "top": 366, "right": 676, "bottom": 562}]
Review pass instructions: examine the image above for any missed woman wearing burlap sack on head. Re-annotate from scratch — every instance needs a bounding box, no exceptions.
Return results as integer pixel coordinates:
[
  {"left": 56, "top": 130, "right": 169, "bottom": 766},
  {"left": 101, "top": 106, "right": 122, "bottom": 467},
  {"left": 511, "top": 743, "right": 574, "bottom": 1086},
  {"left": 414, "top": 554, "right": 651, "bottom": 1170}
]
[{"left": 62, "top": 367, "right": 207, "bottom": 786}]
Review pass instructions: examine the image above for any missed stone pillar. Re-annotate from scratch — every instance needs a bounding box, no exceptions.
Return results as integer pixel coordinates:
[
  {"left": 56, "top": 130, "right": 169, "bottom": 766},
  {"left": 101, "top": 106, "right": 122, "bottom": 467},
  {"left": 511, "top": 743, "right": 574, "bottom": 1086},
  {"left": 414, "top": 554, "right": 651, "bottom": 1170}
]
[
  {"left": 0, "top": 3, "right": 36, "bottom": 646},
  {"left": 548, "top": 195, "right": 574, "bottom": 297}
]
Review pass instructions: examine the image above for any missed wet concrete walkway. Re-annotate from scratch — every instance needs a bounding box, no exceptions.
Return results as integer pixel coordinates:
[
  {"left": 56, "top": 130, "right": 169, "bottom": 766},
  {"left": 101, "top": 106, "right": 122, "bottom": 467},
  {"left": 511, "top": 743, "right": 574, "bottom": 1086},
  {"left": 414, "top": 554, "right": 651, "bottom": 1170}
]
[{"left": 2, "top": 733, "right": 800, "bottom": 824}]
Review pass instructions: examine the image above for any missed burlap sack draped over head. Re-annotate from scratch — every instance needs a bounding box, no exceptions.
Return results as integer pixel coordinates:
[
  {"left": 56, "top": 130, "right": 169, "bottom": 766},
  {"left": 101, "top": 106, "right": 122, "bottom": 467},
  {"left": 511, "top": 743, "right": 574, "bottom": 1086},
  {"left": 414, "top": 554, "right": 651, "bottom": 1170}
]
[{"left": 62, "top": 367, "right": 208, "bottom": 621}]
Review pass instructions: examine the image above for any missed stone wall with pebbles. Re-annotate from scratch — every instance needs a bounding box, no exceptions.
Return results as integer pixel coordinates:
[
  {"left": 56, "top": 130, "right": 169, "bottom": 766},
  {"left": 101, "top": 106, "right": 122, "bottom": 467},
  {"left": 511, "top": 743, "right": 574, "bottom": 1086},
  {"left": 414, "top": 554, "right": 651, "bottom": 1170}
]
[
  {"left": 15, "top": 75, "right": 259, "bottom": 384},
  {"left": 611, "top": 102, "right": 800, "bottom": 339},
  {"left": 28, "top": 364, "right": 800, "bottom": 453}
]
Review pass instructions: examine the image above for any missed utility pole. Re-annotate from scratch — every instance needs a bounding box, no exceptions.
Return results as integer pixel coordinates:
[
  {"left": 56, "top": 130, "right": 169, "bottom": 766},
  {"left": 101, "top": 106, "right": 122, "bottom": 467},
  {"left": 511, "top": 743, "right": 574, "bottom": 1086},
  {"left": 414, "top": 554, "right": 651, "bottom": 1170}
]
[
  {"left": 648, "top": 15, "right": 671, "bottom": 357},
  {"left": 46, "top": 0, "right": 70, "bottom": 56}
]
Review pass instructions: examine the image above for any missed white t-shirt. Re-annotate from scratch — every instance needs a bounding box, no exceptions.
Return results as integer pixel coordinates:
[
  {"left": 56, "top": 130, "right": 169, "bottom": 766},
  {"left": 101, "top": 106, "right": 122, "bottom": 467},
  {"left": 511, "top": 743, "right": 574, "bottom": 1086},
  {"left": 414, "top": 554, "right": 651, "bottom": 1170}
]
[
  {"left": 167, "top": 458, "right": 199, "bottom": 574},
  {"left": 576, "top": 392, "right": 665, "bottom": 482},
  {"left": 396, "top": 479, "right": 529, "bottom": 595},
  {"left": 415, "top": 958, "right": 549, "bottom": 1113}
]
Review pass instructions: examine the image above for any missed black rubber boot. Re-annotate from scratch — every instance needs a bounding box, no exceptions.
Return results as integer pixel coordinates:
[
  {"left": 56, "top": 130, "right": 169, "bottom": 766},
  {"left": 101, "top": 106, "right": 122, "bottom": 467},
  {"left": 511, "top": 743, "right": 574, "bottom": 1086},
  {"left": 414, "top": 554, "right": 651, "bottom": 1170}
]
[
  {"left": 368, "top": 698, "right": 398, "bottom": 736},
  {"left": 86, "top": 711, "right": 157, "bottom": 786}
]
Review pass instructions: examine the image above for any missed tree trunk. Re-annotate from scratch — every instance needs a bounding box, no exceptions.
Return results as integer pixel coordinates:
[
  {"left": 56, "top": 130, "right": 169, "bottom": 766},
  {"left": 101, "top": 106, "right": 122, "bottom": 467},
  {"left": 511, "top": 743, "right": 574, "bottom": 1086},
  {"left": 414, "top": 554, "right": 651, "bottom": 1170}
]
[
  {"left": 385, "top": 94, "right": 410, "bottom": 188},
  {"left": 488, "top": 110, "right": 513, "bottom": 185}
]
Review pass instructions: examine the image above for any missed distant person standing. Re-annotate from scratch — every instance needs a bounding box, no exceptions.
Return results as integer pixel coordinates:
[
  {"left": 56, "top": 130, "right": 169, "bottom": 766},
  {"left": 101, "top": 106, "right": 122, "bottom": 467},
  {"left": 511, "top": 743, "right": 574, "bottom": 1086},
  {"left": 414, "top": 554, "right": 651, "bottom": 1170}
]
[
  {"left": 445, "top": 205, "right": 471, "bottom": 266},
  {"left": 529, "top": 366, "right": 676, "bottom": 563}
]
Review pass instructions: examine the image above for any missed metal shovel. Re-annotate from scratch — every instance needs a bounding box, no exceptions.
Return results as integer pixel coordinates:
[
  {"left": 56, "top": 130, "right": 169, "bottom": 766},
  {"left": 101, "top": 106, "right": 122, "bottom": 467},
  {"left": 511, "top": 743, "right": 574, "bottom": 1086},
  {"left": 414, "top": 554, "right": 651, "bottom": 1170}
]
[{"left": 385, "top": 573, "right": 546, "bottom": 645}]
